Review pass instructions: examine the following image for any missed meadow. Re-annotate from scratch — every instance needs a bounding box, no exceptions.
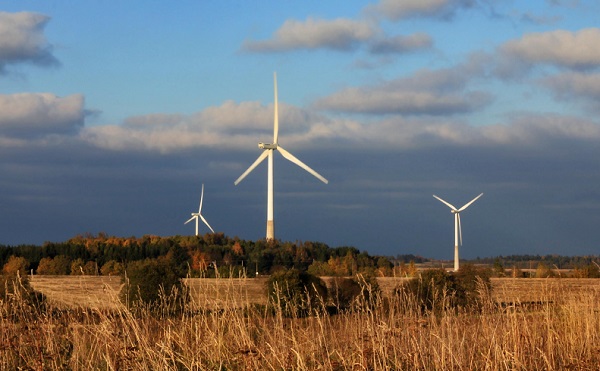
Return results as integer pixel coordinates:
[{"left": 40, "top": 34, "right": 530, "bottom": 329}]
[{"left": 1, "top": 275, "right": 599, "bottom": 369}]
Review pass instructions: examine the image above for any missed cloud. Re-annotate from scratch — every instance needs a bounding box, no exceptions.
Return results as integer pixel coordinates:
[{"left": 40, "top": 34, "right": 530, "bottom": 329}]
[
  {"left": 314, "top": 67, "right": 492, "bottom": 115},
  {"left": 242, "top": 17, "right": 376, "bottom": 52},
  {"left": 0, "top": 93, "right": 85, "bottom": 138},
  {"left": 519, "top": 12, "right": 561, "bottom": 25},
  {"left": 479, "top": 113, "right": 600, "bottom": 146},
  {"left": 540, "top": 72, "right": 600, "bottom": 112},
  {"left": 500, "top": 28, "right": 600, "bottom": 70},
  {"left": 81, "top": 100, "right": 331, "bottom": 153},
  {"left": 315, "top": 87, "right": 491, "bottom": 115},
  {"left": 0, "top": 12, "right": 59, "bottom": 73},
  {"left": 366, "top": 0, "right": 476, "bottom": 21},
  {"left": 368, "top": 33, "right": 433, "bottom": 54}
]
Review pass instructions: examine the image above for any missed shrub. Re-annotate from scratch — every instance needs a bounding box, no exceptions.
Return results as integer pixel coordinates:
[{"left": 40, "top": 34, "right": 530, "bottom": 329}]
[
  {"left": 330, "top": 274, "right": 381, "bottom": 312},
  {"left": 400, "top": 268, "right": 453, "bottom": 313},
  {"left": 267, "top": 268, "right": 327, "bottom": 317},
  {"left": 399, "top": 265, "right": 492, "bottom": 313},
  {"left": 120, "top": 256, "right": 189, "bottom": 314},
  {"left": 453, "top": 264, "right": 492, "bottom": 308},
  {"left": 0, "top": 274, "right": 45, "bottom": 317}
]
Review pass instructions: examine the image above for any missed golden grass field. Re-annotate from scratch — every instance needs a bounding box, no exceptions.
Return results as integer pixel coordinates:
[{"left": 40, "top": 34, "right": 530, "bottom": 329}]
[{"left": 2, "top": 274, "right": 599, "bottom": 369}]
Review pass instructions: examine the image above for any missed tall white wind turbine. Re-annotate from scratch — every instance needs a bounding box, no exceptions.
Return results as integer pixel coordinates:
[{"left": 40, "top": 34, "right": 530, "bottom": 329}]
[
  {"left": 185, "top": 184, "right": 215, "bottom": 236},
  {"left": 433, "top": 193, "right": 483, "bottom": 272},
  {"left": 234, "top": 73, "right": 328, "bottom": 240}
]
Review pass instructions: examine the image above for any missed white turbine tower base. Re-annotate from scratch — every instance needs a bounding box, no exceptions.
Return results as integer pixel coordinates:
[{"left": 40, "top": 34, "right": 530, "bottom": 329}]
[
  {"left": 185, "top": 184, "right": 215, "bottom": 236},
  {"left": 433, "top": 193, "right": 483, "bottom": 272},
  {"left": 234, "top": 72, "right": 328, "bottom": 240}
]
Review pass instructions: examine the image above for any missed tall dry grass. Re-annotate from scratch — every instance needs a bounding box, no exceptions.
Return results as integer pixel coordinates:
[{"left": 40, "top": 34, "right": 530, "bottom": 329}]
[{"left": 2, "top": 275, "right": 600, "bottom": 370}]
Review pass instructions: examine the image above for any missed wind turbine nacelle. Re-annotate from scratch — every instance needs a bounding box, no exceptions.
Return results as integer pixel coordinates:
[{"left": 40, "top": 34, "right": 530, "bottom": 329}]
[{"left": 258, "top": 142, "right": 278, "bottom": 150}]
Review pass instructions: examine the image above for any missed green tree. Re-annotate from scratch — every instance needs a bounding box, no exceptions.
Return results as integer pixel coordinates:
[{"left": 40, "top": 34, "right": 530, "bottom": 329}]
[{"left": 307, "top": 260, "right": 334, "bottom": 276}]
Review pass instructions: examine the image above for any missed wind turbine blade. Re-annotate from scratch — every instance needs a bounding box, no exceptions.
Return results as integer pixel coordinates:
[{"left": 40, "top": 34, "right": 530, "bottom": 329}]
[
  {"left": 278, "top": 146, "right": 328, "bottom": 184},
  {"left": 199, "top": 184, "right": 204, "bottom": 212},
  {"left": 273, "top": 72, "right": 279, "bottom": 144},
  {"left": 184, "top": 216, "right": 195, "bottom": 225},
  {"left": 458, "top": 193, "right": 483, "bottom": 212},
  {"left": 234, "top": 150, "right": 269, "bottom": 185},
  {"left": 433, "top": 195, "right": 457, "bottom": 210},
  {"left": 200, "top": 215, "right": 215, "bottom": 234},
  {"left": 458, "top": 213, "right": 463, "bottom": 246}
]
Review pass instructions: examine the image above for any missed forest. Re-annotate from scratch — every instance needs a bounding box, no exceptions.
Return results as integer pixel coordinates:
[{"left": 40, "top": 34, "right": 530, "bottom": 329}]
[
  {"left": 0, "top": 233, "right": 395, "bottom": 277},
  {"left": 2, "top": 233, "right": 599, "bottom": 278}
]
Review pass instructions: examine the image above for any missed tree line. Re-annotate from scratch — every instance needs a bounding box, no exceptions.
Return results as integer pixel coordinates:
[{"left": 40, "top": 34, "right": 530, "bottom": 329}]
[{"left": 0, "top": 233, "right": 396, "bottom": 277}]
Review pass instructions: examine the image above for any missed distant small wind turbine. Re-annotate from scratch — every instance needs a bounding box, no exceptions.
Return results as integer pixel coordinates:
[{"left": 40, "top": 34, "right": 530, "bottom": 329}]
[
  {"left": 433, "top": 193, "right": 483, "bottom": 272},
  {"left": 185, "top": 184, "right": 215, "bottom": 236},
  {"left": 234, "top": 72, "right": 328, "bottom": 240}
]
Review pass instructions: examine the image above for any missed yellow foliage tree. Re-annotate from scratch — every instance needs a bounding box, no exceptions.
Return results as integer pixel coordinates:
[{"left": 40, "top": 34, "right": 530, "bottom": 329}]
[{"left": 2, "top": 256, "right": 29, "bottom": 277}]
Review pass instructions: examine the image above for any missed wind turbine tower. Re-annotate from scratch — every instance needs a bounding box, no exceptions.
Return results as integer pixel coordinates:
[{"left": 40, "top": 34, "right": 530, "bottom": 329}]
[
  {"left": 185, "top": 184, "right": 215, "bottom": 236},
  {"left": 234, "top": 73, "right": 328, "bottom": 240},
  {"left": 433, "top": 193, "right": 483, "bottom": 272}
]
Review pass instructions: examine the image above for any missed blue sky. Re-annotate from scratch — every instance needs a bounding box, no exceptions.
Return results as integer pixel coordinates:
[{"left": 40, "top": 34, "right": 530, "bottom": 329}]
[{"left": 2, "top": 0, "right": 600, "bottom": 259}]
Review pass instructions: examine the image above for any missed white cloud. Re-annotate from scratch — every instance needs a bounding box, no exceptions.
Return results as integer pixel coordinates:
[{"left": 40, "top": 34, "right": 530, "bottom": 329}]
[
  {"left": 501, "top": 28, "right": 600, "bottom": 69},
  {"left": 0, "top": 93, "right": 84, "bottom": 138},
  {"left": 366, "top": 0, "right": 475, "bottom": 21},
  {"left": 242, "top": 17, "right": 376, "bottom": 52},
  {"left": 81, "top": 101, "right": 331, "bottom": 153},
  {"left": 0, "top": 12, "right": 58, "bottom": 72}
]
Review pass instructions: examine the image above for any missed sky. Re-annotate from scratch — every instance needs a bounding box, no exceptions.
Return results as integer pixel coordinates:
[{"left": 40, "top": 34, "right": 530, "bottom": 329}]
[{"left": 1, "top": 0, "right": 600, "bottom": 259}]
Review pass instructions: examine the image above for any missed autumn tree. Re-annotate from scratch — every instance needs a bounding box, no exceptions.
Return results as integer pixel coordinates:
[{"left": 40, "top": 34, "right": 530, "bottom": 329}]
[
  {"left": 101, "top": 260, "right": 124, "bottom": 276},
  {"left": 36, "top": 255, "right": 71, "bottom": 275},
  {"left": 2, "top": 256, "right": 29, "bottom": 277}
]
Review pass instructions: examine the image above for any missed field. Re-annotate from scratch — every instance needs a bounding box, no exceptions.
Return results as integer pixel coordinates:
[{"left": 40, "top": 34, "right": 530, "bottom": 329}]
[
  {"left": 2, "top": 275, "right": 598, "bottom": 369},
  {"left": 29, "top": 275, "right": 600, "bottom": 309}
]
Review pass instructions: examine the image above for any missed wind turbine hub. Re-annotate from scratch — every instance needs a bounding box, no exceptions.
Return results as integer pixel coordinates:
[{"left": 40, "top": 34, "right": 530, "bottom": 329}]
[
  {"left": 451, "top": 210, "right": 459, "bottom": 214},
  {"left": 259, "top": 142, "right": 278, "bottom": 150}
]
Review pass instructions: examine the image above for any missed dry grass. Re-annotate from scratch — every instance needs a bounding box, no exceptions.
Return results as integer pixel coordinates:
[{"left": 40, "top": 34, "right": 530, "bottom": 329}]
[{"left": 3, "top": 275, "right": 600, "bottom": 369}]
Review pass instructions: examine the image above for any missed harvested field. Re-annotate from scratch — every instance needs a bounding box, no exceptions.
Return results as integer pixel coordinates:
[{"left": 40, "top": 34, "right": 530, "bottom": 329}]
[
  {"left": 29, "top": 275, "right": 123, "bottom": 309},
  {"left": 491, "top": 277, "right": 600, "bottom": 304},
  {"left": 28, "top": 275, "right": 600, "bottom": 309},
  {"left": 183, "top": 277, "right": 269, "bottom": 309}
]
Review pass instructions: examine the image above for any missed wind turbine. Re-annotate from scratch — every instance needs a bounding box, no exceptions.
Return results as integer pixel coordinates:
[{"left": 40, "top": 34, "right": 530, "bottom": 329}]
[
  {"left": 433, "top": 193, "right": 483, "bottom": 272},
  {"left": 185, "top": 184, "right": 215, "bottom": 236},
  {"left": 234, "top": 72, "right": 328, "bottom": 240}
]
